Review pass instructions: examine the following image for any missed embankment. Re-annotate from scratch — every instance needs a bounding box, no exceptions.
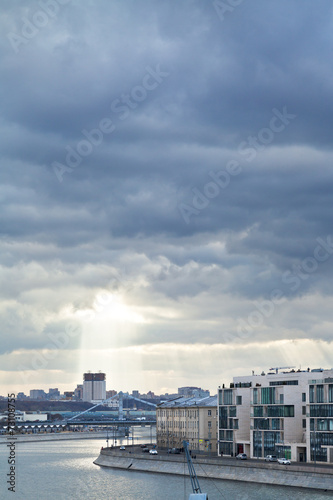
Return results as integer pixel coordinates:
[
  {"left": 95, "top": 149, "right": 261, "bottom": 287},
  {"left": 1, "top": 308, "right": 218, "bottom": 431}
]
[
  {"left": 94, "top": 448, "right": 333, "bottom": 492},
  {"left": 0, "top": 431, "right": 112, "bottom": 445}
]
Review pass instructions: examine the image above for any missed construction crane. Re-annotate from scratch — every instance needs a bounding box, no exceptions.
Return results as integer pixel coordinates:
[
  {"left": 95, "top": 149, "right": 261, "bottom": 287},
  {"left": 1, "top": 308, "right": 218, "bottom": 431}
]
[
  {"left": 183, "top": 440, "right": 208, "bottom": 499},
  {"left": 269, "top": 366, "right": 296, "bottom": 374}
]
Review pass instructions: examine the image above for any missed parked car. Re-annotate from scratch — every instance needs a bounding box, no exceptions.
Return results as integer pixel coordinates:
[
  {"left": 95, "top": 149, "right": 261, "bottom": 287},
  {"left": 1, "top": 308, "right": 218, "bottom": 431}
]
[
  {"left": 278, "top": 457, "right": 291, "bottom": 465},
  {"left": 265, "top": 455, "right": 277, "bottom": 462},
  {"left": 168, "top": 447, "right": 181, "bottom": 454},
  {"left": 142, "top": 447, "right": 149, "bottom": 453},
  {"left": 236, "top": 453, "right": 247, "bottom": 460},
  {"left": 119, "top": 446, "right": 126, "bottom": 450},
  {"left": 149, "top": 449, "right": 158, "bottom": 455}
]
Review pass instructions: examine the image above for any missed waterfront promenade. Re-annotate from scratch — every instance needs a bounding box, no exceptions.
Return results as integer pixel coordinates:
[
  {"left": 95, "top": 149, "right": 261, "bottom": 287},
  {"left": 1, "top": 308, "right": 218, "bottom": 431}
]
[{"left": 94, "top": 445, "right": 333, "bottom": 493}]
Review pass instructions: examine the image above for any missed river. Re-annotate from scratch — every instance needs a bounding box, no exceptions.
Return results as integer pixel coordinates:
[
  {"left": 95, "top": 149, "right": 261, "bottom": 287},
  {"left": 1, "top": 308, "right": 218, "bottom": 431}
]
[{"left": 0, "top": 428, "right": 331, "bottom": 499}]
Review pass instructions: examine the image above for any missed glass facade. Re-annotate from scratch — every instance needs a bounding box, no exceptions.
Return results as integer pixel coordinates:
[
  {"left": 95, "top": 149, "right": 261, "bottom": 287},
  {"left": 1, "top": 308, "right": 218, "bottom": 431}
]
[
  {"left": 219, "top": 441, "right": 233, "bottom": 456},
  {"left": 254, "top": 406, "right": 263, "bottom": 417},
  {"left": 309, "top": 385, "right": 314, "bottom": 403},
  {"left": 310, "top": 405, "right": 333, "bottom": 417},
  {"left": 219, "top": 407, "right": 228, "bottom": 429},
  {"left": 253, "top": 431, "right": 262, "bottom": 458},
  {"left": 223, "top": 389, "right": 233, "bottom": 405},
  {"left": 329, "top": 385, "right": 333, "bottom": 403},
  {"left": 269, "top": 380, "right": 298, "bottom": 386},
  {"left": 275, "top": 445, "right": 291, "bottom": 459},
  {"left": 261, "top": 387, "right": 275, "bottom": 404},
  {"left": 254, "top": 418, "right": 269, "bottom": 430},
  {"left": 229, "top": 406, "right": 236, "bottom": 417},
  {"left": 264, "top": 431, "right": 280, "bottom": 456},
  {"left": 253, "top": 388, "right": 258, "bottom": 404},
  {"left": 316, "top": 385, "right": 324, "bottom": 403},
  {"left": 310, "top": 432, "right": 328, "bottom": 462}
]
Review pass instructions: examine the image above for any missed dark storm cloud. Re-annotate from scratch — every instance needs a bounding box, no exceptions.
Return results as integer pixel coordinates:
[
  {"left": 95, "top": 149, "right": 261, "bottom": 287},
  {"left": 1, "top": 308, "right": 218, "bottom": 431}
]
[{"left": 1, "top": 0, "right": 333, "bottom": 390}]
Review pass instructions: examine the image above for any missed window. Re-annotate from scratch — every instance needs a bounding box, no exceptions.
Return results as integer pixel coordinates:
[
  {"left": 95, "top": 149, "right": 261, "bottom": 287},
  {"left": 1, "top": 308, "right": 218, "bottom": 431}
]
[
  {"left": 261, "top": 387, "right": 275, "bottom": 404},
  {"left": 253, "top": 388, "right": 258, "bottom": 405},
  {"left": 309, "top": 385, "right": 314, "bottom": 403},
  {"left": 229, "top": 406, "right": 236, "bottom": 417},
  {"left": 317, "top": 385, "right": 324, "bottom": 404},
  {"left": 254, "top": 406, "right": 263, "bottom": 417},
  {"left": 236, "top": 395, "right": 242, "bottom": 405},
  {"left": 284, "top": 405, "right": 294, "bottom": 417},
  {"left": 234, "top": 419, "right": 239, "bottom": 429},
  {"left": 302, "top": 419, "right": 306, "bottom": 428},
  {"left": 269, "top": 380, "right": 298, "bottom": 386},
  {"left": 329, "top": 385, "right": 333, "bottom": 403},
  {"left": 224, "top": 390, "right": 233, "bottom": 405},
  {"left": 208, "top": 421, "right": 211, "bottom": 428},
  {"left": 225, "top": 430, "right": 233, "bottom": 441},
  {"left": 208, "top": 410, "right": 211, "bottom": 416},
  {"left": 302, "top": 392, "right": 306, "bottom": 402},
  {"left": 280, "top": 394, "right": 284, "bottom": 404},
  {"left": 302, "top": 406, "right": 306, "bottom": 415}
]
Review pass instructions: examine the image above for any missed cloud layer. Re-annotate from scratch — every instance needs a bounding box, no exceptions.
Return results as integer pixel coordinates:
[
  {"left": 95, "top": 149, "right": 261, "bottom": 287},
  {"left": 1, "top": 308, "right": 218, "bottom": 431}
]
[{"left": 1, "top": 0, "right": 333, "bottom": 394}]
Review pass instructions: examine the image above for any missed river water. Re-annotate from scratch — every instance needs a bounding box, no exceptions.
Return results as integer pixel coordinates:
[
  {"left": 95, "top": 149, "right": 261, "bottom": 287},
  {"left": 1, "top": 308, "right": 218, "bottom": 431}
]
[{"left": 0, "top": 428, "right": 331, "bottom": 500}]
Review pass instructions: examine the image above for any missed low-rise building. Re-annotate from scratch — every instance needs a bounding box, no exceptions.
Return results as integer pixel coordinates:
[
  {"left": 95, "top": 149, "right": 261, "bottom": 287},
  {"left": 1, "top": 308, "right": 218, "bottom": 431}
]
[{"left": 157, "top": 396, "right": 217, "bottom": 453}]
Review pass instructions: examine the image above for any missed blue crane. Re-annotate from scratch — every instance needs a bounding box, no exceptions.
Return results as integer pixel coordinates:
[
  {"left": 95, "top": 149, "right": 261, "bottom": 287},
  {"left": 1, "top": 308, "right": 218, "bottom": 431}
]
[{"left": 183, "top": 440, "right": 208, "bottom": 499}]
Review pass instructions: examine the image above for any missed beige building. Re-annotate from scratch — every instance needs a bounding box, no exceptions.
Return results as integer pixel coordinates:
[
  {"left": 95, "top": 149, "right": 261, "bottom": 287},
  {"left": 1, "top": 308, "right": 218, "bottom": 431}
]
[
  {"left": 306, "top": 372, "right": 333, "bottom": 463},
  {"left": 218, "top": 367, "right": 333, "bottom": 463},
  {"left": 157, "top": 396, "right": 217, "bottom": 452}
]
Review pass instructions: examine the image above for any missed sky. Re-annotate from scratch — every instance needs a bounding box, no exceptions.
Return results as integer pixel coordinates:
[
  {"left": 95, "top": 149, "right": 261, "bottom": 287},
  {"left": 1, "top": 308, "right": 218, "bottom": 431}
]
[{"left": 1, "top": 0, "right": 333, "bottom": 396}]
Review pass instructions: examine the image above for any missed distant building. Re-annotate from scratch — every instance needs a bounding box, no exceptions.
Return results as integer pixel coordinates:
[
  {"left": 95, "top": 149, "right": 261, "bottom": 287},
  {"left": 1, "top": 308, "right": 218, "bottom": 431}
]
[
  {"left": 178, "top": 386, "right": 210, "bottom": 398},
  {"left": 30, "top": 389, "right": 46, "bottom": 400},
  {"left": 157, "top": 396, "right": 218, "bottom": 453},
  {"left": 48, "top": 388, "right": 60, "bottom": 399},
  {"left": 74, "top": 385, "right": 83, "bottom": 401},
  {"left": 132, "top": 390, "right": 140, "bottom": 399},
  {"left": 106, "top": 390, "right": 117, "bottom": 399},
  {"left": 83, "top": 372, "right": 106, "bottom": 402},
  {"left": 64, "top": 391, "right": 74, "bottom": 400},
  {"left": 17, "top": 392, "right": 27, "bottom": 400},
  {"left": 0, "top": 411, "right": 48, "bottom": 422}
]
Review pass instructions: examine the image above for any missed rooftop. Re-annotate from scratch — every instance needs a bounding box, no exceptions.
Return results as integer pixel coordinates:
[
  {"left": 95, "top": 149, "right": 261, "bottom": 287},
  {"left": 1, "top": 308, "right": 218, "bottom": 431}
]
[{"left": 158, "top": 395, "right": 217, "bottom": 408}]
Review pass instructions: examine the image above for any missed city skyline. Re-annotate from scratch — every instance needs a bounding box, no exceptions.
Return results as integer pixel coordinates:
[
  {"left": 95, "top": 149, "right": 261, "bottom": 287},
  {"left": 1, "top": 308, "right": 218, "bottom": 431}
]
[{"left": 1, "top": 1, "right": 333, "bottom": 396}]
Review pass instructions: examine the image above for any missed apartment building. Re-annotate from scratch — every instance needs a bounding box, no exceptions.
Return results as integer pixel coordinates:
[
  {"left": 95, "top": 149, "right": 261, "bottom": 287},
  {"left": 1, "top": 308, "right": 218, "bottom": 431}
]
[
  {"left": 157, "top": 396, "right": 217, "bottom": 452},
  {"left": 83, "top": 372, "right": 106, "bottom": 402},
  {"left": 306, "top": 373, "right": 333, "bottom": 463},
  {"left": 218, "top": 367, "right": 333, "bottom": 463}
]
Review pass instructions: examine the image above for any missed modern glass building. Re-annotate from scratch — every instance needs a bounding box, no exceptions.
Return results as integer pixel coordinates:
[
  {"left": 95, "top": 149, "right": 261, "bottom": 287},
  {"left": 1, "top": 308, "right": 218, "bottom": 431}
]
[{"left": 218, "top": 367, "right": 333, "bottom": 463}]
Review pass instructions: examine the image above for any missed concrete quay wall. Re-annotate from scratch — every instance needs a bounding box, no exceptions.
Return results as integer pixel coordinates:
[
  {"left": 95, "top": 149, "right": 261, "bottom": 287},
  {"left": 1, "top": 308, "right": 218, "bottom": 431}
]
[
  {"left": 0, "top": 431, "right": 111, "bottom": 445},
  {"left": 94, "top": 450, "right": 333, "bottom": 492}
]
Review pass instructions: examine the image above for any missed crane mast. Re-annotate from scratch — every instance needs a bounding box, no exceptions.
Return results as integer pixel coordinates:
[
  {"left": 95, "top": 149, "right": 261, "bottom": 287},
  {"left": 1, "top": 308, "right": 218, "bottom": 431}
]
[{"left": 183, "top": 440, "right": 208, "bottom": 499}]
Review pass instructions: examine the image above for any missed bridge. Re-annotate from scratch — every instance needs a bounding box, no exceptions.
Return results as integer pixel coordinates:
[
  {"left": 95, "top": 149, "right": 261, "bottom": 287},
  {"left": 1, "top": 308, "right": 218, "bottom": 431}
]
[{"left": 65, "top": 391, "right": 157, "bottom": 425}]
